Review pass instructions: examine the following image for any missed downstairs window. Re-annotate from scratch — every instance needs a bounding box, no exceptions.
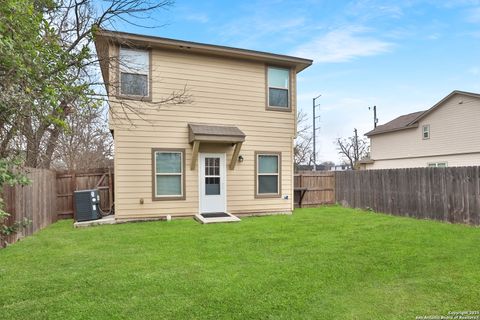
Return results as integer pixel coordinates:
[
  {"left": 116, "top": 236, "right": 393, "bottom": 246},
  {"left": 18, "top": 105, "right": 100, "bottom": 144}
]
[
  {"left": 152, "top": 149, "right": 185, "bottom": 200},
  {"left": 256, "top": 152, "right": 281, "bottom": 197}
]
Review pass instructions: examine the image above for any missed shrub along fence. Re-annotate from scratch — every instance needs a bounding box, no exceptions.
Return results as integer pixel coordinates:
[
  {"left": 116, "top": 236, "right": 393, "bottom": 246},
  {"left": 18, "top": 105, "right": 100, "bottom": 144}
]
[
  {"left": 1, "top": 168, "right": 57, "bottom": 247},
  {"left": 335, "top": 166, "right": 480, "bottom": 225}
]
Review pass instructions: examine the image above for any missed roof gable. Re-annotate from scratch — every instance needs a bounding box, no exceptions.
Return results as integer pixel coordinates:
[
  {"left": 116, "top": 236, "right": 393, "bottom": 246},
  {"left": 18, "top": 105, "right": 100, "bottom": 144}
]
[
  {"left": 365, "top": 90, "right": 480, "bottom": 137},
  {"left": 405, "top": 90, "right": 480, "bottom": 126}
]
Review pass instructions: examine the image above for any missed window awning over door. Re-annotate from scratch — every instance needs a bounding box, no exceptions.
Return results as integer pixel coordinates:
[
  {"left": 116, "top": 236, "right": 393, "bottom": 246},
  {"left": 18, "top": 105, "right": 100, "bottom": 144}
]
[
  {"left": 188, "top": 123, "right": 246, "bottom": 170},
  {"left": 188, "top": 123, "right": 245, "bottom": 143}
]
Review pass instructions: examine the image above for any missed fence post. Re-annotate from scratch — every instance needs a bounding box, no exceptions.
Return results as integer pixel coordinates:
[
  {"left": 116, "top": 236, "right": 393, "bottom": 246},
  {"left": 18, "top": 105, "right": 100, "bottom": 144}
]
[
  {"left": 332, "top": 172, "right": 336, "bottom": 203},
  {"left": 108, "top": 167, "right": 113, "bottom": 210},
  {"left": 71, "top": 171, "right": 76, "bottom": 220}
]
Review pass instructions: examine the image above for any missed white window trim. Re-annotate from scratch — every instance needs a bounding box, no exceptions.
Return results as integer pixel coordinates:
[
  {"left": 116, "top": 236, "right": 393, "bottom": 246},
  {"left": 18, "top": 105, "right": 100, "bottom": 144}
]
[
  {"left": 256, "top": 153, "right": 280, "bottom": 196},
  {"left": 154, "top": 151, "right": 184, "bottom": 198},
  {"left": 267, "top": 66, "right": 290, "bottom": 109},
  {"left": 422, "top": 125, "right": 430, "bottom": 140},
  {"left": 427, "top": 162, "right": 447, "bottom": 167},
  {"left": 119, "top": 47, "right": 150, "bottom": 98}
]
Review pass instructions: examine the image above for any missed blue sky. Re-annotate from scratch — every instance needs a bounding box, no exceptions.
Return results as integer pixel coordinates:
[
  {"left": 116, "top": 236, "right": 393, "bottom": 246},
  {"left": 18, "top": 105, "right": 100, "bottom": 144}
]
[{"left": 111, "top": 0, "right": 480, "bottom": 163}]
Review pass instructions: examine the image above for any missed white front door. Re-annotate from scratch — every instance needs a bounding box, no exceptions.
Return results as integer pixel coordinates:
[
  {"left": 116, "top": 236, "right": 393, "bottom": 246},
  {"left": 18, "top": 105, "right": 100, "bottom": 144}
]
[{"left": 199, "top": 153, "right": 226, "bottom": 213}]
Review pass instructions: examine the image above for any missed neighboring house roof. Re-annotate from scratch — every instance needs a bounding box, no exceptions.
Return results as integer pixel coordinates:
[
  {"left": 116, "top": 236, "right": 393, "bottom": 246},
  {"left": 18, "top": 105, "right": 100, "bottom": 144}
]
[
  {"left": 365, "top": 90, "right": 480, "bottom": 137},
  {"left": 365, "top": 111, "right": 424, "bottom": 136},
  {"left": 357, "top": 159, "right": 374, "bottom": 164},
  {"left": 95, "top": 29, "right": 313, "bottom": 73}
]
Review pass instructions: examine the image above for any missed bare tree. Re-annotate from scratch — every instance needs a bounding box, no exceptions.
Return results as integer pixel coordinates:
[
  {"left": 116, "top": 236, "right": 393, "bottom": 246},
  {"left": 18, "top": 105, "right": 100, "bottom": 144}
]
[
  {"left": 51, "top": 104, "right": 113, "bottom": 171},
  {"left": 2, "top": 0, "right": 191, "bottom": 169},
  {"left": 294, "top": 110, "right": 313, "bottom": 167},
  {"left": 335, "top": 129, "right": 369, "bottom": 170}
]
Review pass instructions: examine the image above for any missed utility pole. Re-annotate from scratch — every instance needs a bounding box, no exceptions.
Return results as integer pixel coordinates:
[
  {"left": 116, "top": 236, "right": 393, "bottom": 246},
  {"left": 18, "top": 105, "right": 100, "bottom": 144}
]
[
  {"left": 354, "top": 128, "right": 359, "bottom": 163},
  {"left": 312, "top": 94, "right": 321, "bottom": 171},
  {"left": 369, "top": 105, "right": 379, "bottom": 128}
]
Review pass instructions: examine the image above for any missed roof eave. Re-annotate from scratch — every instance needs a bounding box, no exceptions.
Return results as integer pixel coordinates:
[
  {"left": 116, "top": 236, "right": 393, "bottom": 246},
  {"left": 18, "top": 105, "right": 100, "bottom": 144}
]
[
  {"left": 365, "top": 123, "right": 419, "bottom": 137},
  {"left": 357, "top": 159, "right": 374, "bottom": 164},
  {"left": 94, "top": 29, "right": 313, "bottom": 72},
  {"left": 94, "top": 38, "right": 111, "bottom": 94}
]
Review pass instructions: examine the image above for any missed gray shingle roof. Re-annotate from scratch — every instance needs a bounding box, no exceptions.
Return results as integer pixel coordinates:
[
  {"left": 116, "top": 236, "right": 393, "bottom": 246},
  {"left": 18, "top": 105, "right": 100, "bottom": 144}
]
[
  {"left": 365, "top": 111, "right": 424, "bottom": 136},
  {"left": 188, "top": 123, "right": 246, "bottom": 143},
  {"left": 365, "top": 90, "right": 480, "bottom": 137},
  {"left": 189, "top": 123, "right": 245, "bottom": 137}
]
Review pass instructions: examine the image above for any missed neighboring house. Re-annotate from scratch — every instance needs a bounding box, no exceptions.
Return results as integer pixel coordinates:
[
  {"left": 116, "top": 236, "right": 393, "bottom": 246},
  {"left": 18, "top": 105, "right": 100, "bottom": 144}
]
[
  {"left": 330, "top": 164, "right": 351, "bottom": 171},
  {"left": 94, "top": 30, "right": 312, "bottom": 221},
  {"left": 295, "top": 164, "right": 328, "bottom": 172},
  {"left": 295, "top": 164, "right": 351, "bottom": 172},
  {"left": 360, "top": 90, "right": 480, "bottom": 170}
]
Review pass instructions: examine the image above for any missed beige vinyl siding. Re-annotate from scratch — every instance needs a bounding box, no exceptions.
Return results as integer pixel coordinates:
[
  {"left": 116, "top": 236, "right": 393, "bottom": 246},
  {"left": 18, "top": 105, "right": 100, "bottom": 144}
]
[
  {"left": 110, "top": 47, "right": 296, "bottom": 219},
  {"left": 366, "top": 153, "right": 480, "bottom": 169},
  {"left": 369, "top": 94, "right": 480, "bottom": 169}
]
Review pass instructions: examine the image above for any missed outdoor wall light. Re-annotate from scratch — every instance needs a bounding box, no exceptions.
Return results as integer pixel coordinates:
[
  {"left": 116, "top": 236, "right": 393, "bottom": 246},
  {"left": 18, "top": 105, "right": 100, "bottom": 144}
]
[{"left": 238, "top": 155, "right": 244, "bottom": 163}]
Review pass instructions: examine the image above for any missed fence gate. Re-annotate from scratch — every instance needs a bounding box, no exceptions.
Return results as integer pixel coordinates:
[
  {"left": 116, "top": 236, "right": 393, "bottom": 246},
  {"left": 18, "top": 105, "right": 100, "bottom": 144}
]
[
  {"left": 56, "top": 168, "right": 114, "bottom": 219},
  {"left": 294, "top": 171, "right": 335, "bottom": 207}
]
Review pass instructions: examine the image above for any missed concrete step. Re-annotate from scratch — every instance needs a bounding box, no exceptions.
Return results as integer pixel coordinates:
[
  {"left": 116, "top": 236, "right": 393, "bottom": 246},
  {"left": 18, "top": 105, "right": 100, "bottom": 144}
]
[
  {"left": 74, "top": 215, "right": 117, "bottom": 228},
  {"left": 194, "top": 212, "right": 241, "bottom": 224}
]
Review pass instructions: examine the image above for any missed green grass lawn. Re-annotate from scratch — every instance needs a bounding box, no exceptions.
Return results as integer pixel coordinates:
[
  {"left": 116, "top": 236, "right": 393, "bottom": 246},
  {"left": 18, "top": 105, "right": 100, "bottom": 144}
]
[{"left": 0, "top": 206, "right": 479, "bottom": 319}]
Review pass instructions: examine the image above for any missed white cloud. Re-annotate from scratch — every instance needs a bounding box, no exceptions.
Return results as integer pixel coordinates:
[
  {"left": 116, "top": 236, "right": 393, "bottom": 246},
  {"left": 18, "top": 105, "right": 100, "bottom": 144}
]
[
  {"left": 441, "top": 0, "right": 480, "bottom": 9},
  {"left": 184, "top": 13, "right": 209, "bottom": 23},
  {"left": 467, "top": 30, "right": 480, "bottom": 37},
  {"left": 217, "top": 16, "right": 306, "bottom": 49},
  {"left": 468, "top": 66, "right": 480, "bottom": 75},
  {"left": 291, "top": 26, "right": 394, "bottom": 63},
  {"left": 466, "top": 7, "right": 480, "bottom": 23},
  {"left": 427, "top": 33, "right": 441, "bottom": 40},
  {"left": 347, "top": 1, "right": 405, "bottom": 20}
]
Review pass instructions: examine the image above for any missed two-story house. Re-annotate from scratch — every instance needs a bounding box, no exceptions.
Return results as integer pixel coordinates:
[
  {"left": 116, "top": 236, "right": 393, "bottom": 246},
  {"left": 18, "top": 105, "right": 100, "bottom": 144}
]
[
  {"left": 94, "top": 30, "right": 312, "bottom": 222},
  {"left": 360, "top": 90, "right": 480, "bottom": 169}
]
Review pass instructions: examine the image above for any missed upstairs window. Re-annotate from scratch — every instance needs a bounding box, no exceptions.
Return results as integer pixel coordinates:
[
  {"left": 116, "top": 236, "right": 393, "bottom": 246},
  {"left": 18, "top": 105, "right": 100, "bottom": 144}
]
[
  {"left": 422, "top": 125, "right": 430, "bottom": 139},
  {"left": 119, "top": 47, "right": 150, "bottom": 97},
  {"left": 267, "top": 66, "right": 290, "bottom": 110}
]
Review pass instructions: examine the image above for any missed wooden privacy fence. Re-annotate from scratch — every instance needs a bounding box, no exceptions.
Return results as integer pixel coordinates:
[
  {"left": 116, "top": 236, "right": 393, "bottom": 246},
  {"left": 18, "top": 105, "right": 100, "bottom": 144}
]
[
  {"left": 56, "top": 168, "right": 114, "bottom": 219},
  {"left": 1, "top": 167, "right": 114, "bottom": 247},
  {"left": 336, "top": 167, "right": 480, "bottom": 225},
  {"left": 294, "top": 171, "right": 335, "bottom": 207},
  {"left": 1, "top": 168, "right": 57, "bottom": 247}
]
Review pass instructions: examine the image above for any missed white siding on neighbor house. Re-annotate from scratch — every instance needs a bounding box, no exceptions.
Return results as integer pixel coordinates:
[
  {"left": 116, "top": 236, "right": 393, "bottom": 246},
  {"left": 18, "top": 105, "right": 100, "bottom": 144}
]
[
  {"left": 366, "top": 153, "right": 480, "bottom": 169},
  {"left": 110, "top": 48, "right": 297, "bottom": 219},
  {"left": 368, "top": 94, "right": 480, "bottom": 168}
]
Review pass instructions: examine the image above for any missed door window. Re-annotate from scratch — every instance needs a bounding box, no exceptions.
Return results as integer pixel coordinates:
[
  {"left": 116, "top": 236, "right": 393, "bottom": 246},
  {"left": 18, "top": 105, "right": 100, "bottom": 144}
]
[{"left": 205, "top": 157, "right": 220, "bottom": 195}]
